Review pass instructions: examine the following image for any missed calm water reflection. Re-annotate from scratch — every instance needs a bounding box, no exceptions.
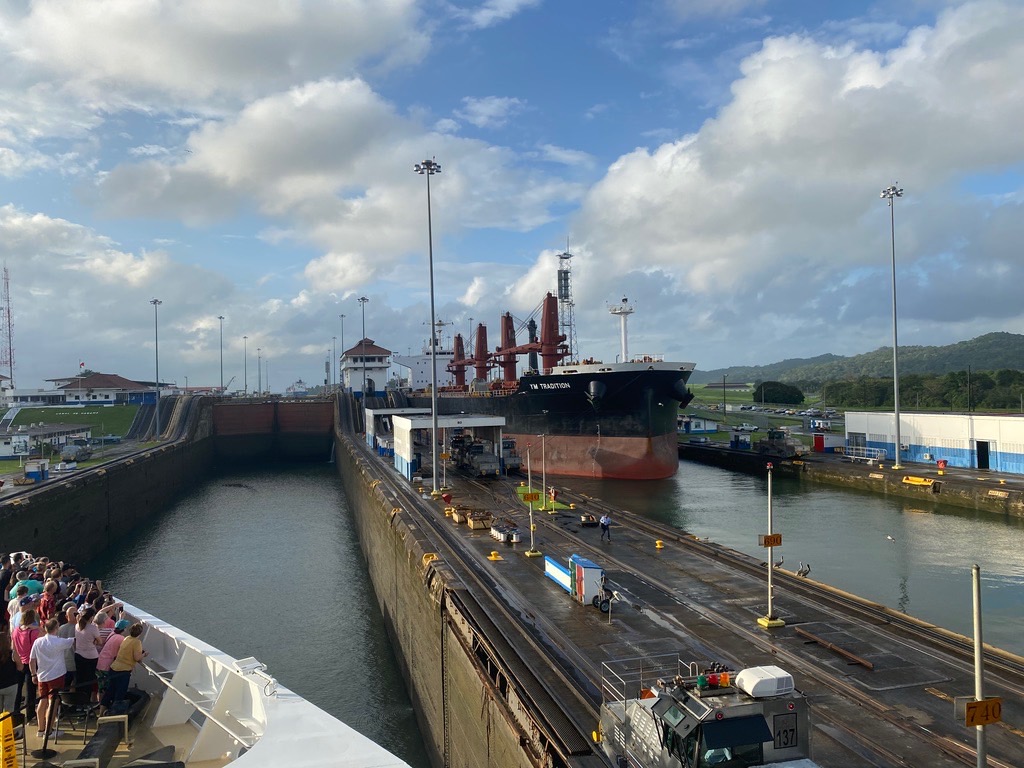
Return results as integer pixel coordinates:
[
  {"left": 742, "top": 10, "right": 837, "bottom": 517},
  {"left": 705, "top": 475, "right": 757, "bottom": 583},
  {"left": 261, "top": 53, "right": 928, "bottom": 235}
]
[
  {"left": 83, "top": 463, "right": 430, "bottom": 768},
  {"left": 566, "top": 461, "right": 1024, "bottom": 655}
]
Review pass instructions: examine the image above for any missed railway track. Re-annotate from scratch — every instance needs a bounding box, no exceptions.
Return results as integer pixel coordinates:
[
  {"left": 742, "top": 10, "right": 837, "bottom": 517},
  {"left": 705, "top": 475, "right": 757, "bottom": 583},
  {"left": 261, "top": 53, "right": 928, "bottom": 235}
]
[
  {"left": 456, "top": 472, "right": 1024, "bottom": 768},
  {"left": 350, "top": 432, "right": 1022, "bottom": 767}
]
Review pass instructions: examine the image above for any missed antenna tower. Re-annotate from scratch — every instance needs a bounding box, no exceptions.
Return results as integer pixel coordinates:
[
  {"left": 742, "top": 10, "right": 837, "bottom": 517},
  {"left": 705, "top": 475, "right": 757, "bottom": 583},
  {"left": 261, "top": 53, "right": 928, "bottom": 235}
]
[
  {"left": 0, "top": 264, "right": 13, "bottom": 388},
  {"left": 556, "top": 247, "right": 578, "bottom": 363}
]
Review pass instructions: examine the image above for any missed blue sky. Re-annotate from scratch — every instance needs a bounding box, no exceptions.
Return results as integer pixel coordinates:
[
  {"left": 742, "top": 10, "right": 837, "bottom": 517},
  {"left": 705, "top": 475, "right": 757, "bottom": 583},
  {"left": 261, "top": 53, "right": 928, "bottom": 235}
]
[{"left": 2, "top": 0, "right": 1023, "bottom": 391}]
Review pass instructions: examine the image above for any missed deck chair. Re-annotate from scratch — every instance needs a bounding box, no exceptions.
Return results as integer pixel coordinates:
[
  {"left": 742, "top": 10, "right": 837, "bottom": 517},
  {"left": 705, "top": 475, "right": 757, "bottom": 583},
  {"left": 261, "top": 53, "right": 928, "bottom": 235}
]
[{"left": 57, "top": 686, "right": 101, "bottom": 744}]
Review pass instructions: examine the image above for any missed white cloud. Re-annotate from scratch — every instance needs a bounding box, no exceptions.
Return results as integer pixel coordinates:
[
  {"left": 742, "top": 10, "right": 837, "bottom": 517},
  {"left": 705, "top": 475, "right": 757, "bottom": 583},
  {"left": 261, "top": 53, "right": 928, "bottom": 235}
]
[
  {"left": 454, "top": 96, "right": 526, "bottom": 129},
  {"left": 2, "top": 0, "right": 425, "bottom": 110},
  {"left": 455, "top": 0, "right": 543, "bottom": 30},
  {"left": 537, "top": 144, "right": 595, "bottom": 168},
  {"left": 545, "top": 1, "right": 1024, "bottom": 365}
]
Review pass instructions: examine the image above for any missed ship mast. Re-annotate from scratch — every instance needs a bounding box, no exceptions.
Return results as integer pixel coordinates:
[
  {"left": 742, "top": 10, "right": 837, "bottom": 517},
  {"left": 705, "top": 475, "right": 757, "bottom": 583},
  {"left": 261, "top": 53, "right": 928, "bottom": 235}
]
[
  {"left": 608, "top": 297, "right": 634, "bottom": 363},
  {"left": 557, "top": 248, "right": 578, "bottom": 363}
]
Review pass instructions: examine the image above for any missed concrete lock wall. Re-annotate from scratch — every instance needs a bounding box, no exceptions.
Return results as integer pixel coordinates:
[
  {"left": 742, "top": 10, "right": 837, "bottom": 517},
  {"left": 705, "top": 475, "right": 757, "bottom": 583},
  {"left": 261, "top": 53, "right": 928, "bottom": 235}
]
[
  {"left": 334, "top": 428, "right": 538, "bottom": 768},
  {"left": 0, "top": 401, "right": 216, "bottom": 562}
]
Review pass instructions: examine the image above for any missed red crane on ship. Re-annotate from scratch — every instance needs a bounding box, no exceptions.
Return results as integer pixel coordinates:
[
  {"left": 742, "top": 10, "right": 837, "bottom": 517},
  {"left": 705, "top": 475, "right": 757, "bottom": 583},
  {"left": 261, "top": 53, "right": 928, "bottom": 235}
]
[{"left": 449, "top": 293, "right": 568, "bottom": 386}]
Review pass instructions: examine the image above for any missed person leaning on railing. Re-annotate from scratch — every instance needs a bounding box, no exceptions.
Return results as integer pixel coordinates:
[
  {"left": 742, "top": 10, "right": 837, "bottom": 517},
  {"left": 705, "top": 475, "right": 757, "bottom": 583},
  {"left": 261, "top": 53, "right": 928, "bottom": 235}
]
[{"left": 101, "top": 623, "right": 146, "bottom": 713}]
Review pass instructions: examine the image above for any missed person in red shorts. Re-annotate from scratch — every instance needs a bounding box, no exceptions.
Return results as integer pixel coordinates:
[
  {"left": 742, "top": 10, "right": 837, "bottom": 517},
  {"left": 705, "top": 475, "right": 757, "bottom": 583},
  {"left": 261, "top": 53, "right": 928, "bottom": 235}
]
[{"left": 28, "top": 618, "right": 75, "bottom": 738}]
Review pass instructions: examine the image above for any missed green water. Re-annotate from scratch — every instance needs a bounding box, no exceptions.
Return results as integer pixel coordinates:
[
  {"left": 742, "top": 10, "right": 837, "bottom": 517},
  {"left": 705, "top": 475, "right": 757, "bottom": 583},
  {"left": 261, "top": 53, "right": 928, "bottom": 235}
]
[{"left": 84, "top": 462, "right": 430, "bottom": 768}]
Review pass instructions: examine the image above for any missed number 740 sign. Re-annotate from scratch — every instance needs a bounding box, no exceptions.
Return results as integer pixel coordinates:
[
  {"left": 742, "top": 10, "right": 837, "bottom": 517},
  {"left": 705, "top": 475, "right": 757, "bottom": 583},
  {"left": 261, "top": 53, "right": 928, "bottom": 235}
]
[{"left": 958, "top": 697, "right": 1002, "bottom": 727}]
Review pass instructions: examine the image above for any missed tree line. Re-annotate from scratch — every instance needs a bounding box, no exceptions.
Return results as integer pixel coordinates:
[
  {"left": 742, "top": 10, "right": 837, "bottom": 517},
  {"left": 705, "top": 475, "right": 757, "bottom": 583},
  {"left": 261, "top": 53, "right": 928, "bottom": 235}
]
[{"left": 779, "top": 369, "right": 1024, "bottom": 410}]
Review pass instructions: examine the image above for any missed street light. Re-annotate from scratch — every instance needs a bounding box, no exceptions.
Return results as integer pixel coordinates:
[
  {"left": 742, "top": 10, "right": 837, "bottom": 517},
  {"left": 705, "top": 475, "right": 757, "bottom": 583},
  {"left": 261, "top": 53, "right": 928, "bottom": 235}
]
[
  {"left": 881, "top": 183, "right": 904, "bottom": 468},
  {"left": 332, "top": 336, "right": 337, "bottom": 391},
  {"left": 218, "top": 315, "right": 225, "bottom": 394},
  {"left": 538, "top": 432, "right": 547, "bottom": 511},
  {"left": 358, "top": 297, "right": 369, "bottom": 396},
  {"left": 257, "top": 347, "right": 262, "bottom": 395},
  {"left": 414, "top": 157, "right": 442, "bottom": 496},
  {"left": 243, "top": 335, "right": 248, "bottom": 395},
  {"left": 722, "top": 373, "right": 727, "bottom": 422},
  {"left": 339, "top": 314, "right": 346, "bottom": 392},
  {"left": 150, "top": 298, "right": 162, "bottom": 439},
  {"left": 757, "top": 462, "right": 785, "bottom": 628},
  {"left": 524, "top": 443, "right": 541, "bottom": 557}
]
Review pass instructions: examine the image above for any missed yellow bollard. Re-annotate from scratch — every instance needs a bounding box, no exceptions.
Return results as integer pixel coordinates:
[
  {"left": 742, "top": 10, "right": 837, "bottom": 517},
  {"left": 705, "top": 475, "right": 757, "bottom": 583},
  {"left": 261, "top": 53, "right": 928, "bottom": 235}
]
[
  {"left": 487, "top": 551, "right": 503, "bottom": 561},
  {"left": 655, "top": 540, "right": 664, "bottom": 549}
]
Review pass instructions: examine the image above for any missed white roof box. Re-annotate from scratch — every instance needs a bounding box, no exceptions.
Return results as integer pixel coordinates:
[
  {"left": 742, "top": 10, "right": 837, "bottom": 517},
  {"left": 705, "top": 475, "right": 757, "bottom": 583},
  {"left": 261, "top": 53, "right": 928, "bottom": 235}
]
[{"left": 735, "top": 666, "right": 794, "bottom": 698}]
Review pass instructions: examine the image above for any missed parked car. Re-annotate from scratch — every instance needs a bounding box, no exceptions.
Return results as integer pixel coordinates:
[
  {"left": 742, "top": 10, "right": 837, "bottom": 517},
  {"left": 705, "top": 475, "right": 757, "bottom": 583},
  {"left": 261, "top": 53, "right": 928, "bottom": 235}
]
[{"left": 736, "top": 423, "right": 759, "bottom": 432}]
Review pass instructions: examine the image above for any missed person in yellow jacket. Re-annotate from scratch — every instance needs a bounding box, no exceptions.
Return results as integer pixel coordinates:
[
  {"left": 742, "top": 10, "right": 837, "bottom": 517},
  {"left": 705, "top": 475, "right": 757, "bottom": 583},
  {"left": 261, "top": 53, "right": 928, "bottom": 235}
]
[{"left": 100, "top": 623, "right": 146, "bottom": 712}]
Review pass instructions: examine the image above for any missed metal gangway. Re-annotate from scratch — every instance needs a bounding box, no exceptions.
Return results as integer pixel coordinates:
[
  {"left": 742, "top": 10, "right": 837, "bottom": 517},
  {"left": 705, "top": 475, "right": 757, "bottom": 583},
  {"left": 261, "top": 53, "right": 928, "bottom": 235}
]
[{"left": 838, "top": 445, "right": 888, "bottom": 464}]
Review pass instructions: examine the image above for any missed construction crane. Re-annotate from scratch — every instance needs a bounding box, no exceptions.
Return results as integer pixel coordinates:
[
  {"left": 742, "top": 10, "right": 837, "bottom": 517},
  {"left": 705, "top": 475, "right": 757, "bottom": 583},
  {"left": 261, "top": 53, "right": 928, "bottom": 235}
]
[{"left": 223, "top": 375, "right": 236, "bottom": 394}]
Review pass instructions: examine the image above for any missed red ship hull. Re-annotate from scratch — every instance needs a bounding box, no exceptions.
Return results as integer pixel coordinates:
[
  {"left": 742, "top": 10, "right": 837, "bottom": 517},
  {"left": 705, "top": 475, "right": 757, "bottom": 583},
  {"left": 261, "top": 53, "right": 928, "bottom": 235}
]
[{"left": 509, "top": 431, "right": 679, "bottom": 480}]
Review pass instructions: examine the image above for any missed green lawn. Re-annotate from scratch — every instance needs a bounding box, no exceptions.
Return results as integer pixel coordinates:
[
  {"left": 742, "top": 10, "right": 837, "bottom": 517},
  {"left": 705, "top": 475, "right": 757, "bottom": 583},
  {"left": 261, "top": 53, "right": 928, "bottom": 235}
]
[{"left": 11, "top": 405, "right": 139, "bottom": 436}]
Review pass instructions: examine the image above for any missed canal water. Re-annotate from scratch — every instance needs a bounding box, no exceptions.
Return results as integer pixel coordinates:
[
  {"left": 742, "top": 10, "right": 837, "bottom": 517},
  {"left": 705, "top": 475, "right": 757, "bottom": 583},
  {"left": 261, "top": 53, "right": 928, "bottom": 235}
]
[
  {"left": 81, "top": 457, "right": 1023, "bottom": 767},
  {"left": 83, "top": 463, "right": 432, "bottom": 768}
]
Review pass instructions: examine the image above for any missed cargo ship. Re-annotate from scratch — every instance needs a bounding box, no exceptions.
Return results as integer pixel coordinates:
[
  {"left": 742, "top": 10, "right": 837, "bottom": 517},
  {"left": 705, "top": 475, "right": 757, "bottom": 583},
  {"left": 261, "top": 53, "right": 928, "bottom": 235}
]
[{"left": 397, "top": 287, "right": 694, "bottom": 480}]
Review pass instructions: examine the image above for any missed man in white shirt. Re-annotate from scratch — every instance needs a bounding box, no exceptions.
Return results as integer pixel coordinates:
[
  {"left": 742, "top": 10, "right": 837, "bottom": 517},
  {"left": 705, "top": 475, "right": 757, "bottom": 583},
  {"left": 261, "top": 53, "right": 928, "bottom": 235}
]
[{"left": 28, "top": 618, "right": 76, "bottom": 738}]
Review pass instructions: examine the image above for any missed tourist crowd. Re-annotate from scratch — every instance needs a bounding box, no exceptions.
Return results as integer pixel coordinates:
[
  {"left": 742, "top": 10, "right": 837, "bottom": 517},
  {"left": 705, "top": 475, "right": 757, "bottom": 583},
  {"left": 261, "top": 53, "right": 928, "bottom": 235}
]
[{"left": 0, "top": 551, "right": 147, "bottom": 739}]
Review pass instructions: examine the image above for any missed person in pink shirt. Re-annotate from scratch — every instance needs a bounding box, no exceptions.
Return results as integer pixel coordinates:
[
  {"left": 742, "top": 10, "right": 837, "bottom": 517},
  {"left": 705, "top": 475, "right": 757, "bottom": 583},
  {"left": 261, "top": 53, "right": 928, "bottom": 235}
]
[
  {"left": 74, "top": 607, "right": 104, "bottom": 700},
  {"left": 12, "top": 606, "right": 40, "bottom": 724},
  {"left": 96, "top": 619, "right": 129, "bottom": 704}
]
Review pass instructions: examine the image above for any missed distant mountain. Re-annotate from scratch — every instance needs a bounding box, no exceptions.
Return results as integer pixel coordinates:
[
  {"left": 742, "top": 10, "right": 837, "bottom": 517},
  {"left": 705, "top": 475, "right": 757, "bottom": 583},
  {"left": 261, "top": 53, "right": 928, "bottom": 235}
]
[{"left": 690, "top": 332, "right": 1024, "bottom": 385}]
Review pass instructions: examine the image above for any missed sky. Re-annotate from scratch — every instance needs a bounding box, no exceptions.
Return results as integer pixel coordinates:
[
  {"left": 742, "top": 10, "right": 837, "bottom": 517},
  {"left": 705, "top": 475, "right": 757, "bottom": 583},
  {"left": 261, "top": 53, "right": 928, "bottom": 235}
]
[{"left": 2, "top": 0, "right": 1024, "bottom": 392}]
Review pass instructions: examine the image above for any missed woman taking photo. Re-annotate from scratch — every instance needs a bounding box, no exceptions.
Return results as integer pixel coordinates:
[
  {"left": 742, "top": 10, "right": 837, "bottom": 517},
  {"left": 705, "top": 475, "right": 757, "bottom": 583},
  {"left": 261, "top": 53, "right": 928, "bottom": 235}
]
[
  {"left": 74, "top": 607, "right": 104, "bottom": 699},
  {"left": 102, "top": 623, "right": 146, "bottom": 712}
]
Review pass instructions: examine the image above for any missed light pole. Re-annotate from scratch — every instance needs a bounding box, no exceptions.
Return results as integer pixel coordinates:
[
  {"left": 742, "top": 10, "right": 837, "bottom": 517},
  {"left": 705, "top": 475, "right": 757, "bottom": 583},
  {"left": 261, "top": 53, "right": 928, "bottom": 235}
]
[
  {"left": 722, "top": 373, "right": 727, "bottom": 424},
  {"left": 358, "top": 297, "right": 369, "bottom": 396},
  {"left": 758, "top": 462, "right": 785, "bottom": 628},
  {"left": 538, "top": 433, "right": 547, "bottom": 511},
  {"left": 243, "top": 335, "right": 248, "bottom": 395},
  {"left": 150, "top": 298, "right": 162, "bottom": 439},
  {"left": 415, "top": 157, "right": 442, "bottom": 496},
  {"left": 881, "top": 183, "right": 904, "bottom": 468},
  {"left": 339, "top": 314, "right": 346, "bottom": 391},
  {"left": 332, "top": 336, "right": 337, "bottom": 392},
  {"left": 217, "top": 315, "right": 225, "bottom": 393},
  {"left": 257, "top": 347, "right": 262, "bottom": 395},
  {"left": 524, "top": 443, "right": 541, "bottom": 557}
]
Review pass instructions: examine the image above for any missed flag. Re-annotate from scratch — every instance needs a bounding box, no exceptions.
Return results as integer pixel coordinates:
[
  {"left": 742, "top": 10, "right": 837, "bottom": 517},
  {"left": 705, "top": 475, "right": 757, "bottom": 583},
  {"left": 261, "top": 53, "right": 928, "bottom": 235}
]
[{"left": 80, "top": 361, "right": 85, "bottom": 369}]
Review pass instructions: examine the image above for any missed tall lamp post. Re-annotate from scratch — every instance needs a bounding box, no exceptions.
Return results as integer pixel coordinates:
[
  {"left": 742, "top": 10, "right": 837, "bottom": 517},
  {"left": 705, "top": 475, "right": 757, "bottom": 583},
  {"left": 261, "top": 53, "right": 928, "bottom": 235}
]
[
  {"left": 243, "top": 335, "right": 248, "bottom": 395},
  {"left": 722, "top": 373, "right": 728, "bottom": 422},
  {"left": 217, "top": 315, "right": 225, "bottom": 394},
  {"left": 150, "top": 298, "right": 162, "bottom": 439},
  {"left": 257, "top": 347, "right": 262, "bottom": 395},
  {"left": 332, "top": 336, "right": 337, "bottom": 391},
  {"left": 414, "top": 157, "right": 442, "bottom": 496},
  {"left": 339, "top": 314, "right": 346, "bottom": 391},
  {"left": 358, "top": 297, "right": 369, "bottom": 395},
  {"left": 881, "top": 183, "right": 904, "bottom": 468}
]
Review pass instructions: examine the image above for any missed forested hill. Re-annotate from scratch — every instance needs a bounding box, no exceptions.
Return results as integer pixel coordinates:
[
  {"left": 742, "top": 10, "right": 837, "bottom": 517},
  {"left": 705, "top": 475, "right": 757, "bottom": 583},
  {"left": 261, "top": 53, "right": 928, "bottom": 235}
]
[{"left": 690, "top": 332, "right": 1024, "bottom": 385}]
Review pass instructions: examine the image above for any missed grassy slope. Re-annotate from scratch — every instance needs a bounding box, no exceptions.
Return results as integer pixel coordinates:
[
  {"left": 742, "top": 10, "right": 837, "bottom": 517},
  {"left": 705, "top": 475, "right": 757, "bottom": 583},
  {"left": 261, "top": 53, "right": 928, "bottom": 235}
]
[{"left": 10, "top": 405, "right": 138, "bottom": 435}]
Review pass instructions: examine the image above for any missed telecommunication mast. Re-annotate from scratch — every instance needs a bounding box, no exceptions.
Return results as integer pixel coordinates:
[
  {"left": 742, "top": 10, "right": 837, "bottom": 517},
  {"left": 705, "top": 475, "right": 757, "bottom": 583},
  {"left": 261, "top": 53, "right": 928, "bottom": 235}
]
[
  {"left": 556, "top": 249, "right": 578, "bottom": 363},
  {"left": 0, "top": 264, "right": 13, "bottom": 388}
]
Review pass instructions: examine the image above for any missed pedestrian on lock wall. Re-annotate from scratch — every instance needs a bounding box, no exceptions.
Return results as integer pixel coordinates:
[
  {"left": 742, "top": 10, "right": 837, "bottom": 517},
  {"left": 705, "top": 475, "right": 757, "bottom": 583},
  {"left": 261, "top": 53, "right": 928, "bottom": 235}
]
[{"left": 600, "top": 514, "right": 612, "bottom": 541}]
